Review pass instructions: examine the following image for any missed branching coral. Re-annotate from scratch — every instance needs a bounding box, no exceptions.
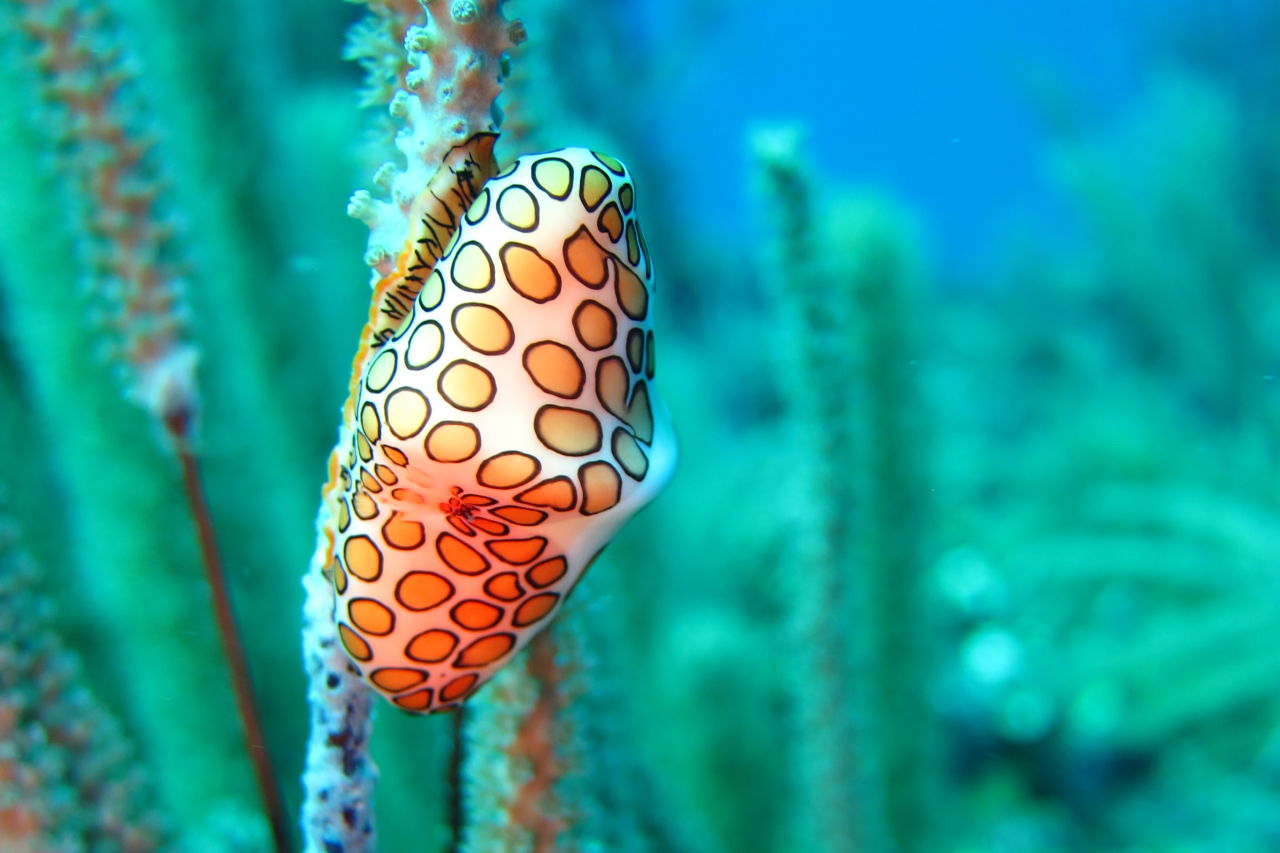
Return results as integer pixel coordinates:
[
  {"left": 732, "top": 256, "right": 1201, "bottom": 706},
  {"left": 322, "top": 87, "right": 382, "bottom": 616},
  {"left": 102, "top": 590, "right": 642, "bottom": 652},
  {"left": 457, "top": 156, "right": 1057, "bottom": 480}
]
[
  {"left": 0, "top": 0, "right": 312, "bottom": 846},
  {"left": 0, "top": 517, "right": 166, "bottom": 852},
  {"left": 459, "top": 633, "right": 565, "bottom": 852},
  {"left": 3, "top": 1, "right": 293, "bottom": 846},
  {"left": 6, "top": 0, "right": 196, "bottom": 428},
  {"left": 754, "top": 126, "right": 939, "bottom": 853},
  {"left": 302, "top": 2, "right": 520, "bottom": 848},
  {"left": 459, "top": 589, "right": 702, "bottom": 853},
  {"left": 928, "top": 62, "right": 1280, "bottom": 848},
  {"left": 752, "top": 126, "right": 861, "bottom": 851}
]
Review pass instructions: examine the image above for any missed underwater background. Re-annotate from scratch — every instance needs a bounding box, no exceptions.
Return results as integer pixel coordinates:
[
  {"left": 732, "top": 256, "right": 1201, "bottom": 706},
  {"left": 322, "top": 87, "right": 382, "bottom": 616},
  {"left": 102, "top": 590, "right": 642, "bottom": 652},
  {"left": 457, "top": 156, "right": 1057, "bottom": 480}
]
[{"left": 1, "top": 0, "right": 1279, "bottom": 850}]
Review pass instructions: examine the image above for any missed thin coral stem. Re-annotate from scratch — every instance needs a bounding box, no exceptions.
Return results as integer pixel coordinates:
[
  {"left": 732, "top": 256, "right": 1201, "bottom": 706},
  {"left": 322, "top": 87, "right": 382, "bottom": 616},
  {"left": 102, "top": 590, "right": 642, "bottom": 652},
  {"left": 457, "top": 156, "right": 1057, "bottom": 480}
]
[
  {"left": 164, "top": 410, "right": 289, "bottom": 853},
  {"left": 510, "top": 632, "right": 565, "bottom": 852}
]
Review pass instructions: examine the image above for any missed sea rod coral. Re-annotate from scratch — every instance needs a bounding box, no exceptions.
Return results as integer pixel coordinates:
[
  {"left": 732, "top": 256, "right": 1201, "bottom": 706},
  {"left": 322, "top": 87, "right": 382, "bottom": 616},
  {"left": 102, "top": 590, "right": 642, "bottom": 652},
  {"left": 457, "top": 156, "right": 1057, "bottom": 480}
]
[{"left": 301, "top": 1, "right": 519, "bottom": 847}]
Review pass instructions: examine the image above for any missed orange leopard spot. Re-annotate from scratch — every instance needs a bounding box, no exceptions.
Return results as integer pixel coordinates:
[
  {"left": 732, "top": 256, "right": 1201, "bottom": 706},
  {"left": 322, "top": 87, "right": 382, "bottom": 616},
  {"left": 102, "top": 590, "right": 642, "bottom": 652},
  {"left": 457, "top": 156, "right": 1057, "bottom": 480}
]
[
  {"left": 455, "top": 633, "right": 516, "bottom": 668},
  {"left": 393, "top": 688, "right": 435, "bottom": 711},
  {"left": 491, "top": 505, "right": 547, "bottom": 526},
  {"left": 440, "top": 673, "right": 479, "bottom": 702},
  {"left": 476, "top": 451, "right": 541, "bottom": 489},
  {"left": 514, "top": 476, "right": 577, "bottom": 511},
  {"left": 513, "top": 592, "right": 560, "bottom": 627},
  {"left": 451, "top": 600, "right": 504, "bottom": 631},
  {"left": 525, "top": 556, "right": 567, "bottom": 589},
  {"left": 370, "top": 668, "right": 427, "bottom": 693},
  {"left": 484, "top": 572, "right": 525, "bottom": 601},
  {"left": 338, "top": 623, "right": 372, "bottom": 662},
  {"left": 405, "top": 629, "right": 459, "bottom": 663},
  {"left": 485, "top": 536, "right": 548, "bottom": 565},
  {"left": 437, "top": 533, "right": 490, "bottom": 575},
  {"left": 343, "top": 535, "right": 382, "bottom": 581},
  {"left": 395, "top": 572, "right": 454, "bottom": 611},
  {"left": 349, "top": 598, "right": 395, "bottom": 636}
]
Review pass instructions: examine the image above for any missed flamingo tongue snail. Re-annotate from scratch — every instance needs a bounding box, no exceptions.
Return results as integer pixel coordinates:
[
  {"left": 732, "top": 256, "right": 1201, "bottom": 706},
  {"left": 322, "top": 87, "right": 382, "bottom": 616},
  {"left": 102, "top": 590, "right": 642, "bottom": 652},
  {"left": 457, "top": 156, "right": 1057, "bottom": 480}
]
[{"left": 324, "top": 135, "right": 676, "bottom": 713}]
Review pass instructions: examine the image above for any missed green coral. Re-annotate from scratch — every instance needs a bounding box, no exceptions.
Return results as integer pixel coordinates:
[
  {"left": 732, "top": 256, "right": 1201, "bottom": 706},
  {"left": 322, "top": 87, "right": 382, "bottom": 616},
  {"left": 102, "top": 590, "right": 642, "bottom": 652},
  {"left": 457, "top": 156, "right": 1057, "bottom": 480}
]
[{"left": 0, "top": 516, "right": 167, "bottom": 851}]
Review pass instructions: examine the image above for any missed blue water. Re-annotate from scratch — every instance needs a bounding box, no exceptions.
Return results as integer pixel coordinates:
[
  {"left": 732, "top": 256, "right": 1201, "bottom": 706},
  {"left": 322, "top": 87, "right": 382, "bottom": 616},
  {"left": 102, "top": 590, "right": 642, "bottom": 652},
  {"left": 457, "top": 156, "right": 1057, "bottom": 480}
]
[{"left": 652, "top": 0, "right": 1157, "bottom": 274}]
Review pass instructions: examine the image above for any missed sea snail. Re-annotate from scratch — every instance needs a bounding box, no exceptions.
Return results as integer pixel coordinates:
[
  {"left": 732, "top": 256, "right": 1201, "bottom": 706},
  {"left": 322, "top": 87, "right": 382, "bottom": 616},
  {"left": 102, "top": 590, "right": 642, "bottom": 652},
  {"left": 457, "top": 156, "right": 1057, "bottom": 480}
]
[{"left": 328, "top": 137, "right": 676, "bottom": 713}]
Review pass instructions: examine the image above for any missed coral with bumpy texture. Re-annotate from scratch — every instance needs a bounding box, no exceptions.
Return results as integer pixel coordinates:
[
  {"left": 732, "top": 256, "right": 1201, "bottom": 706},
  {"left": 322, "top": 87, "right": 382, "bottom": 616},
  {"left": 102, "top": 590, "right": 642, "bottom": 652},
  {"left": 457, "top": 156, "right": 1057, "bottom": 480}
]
[
  {"left": 0, "top": 520, "right": 166, "bottom": 852},
  {"left": 303, "top": 2, "right": 520, "bottom": 847},
  {"left": 8, "top": 0, "right": 197, "bottom": 427},
  {"left": 330, "top": 146, "right": 675, "bottom": 711},
  {"left": 346, "top": 0, "right": 523, "bottom": 284}
]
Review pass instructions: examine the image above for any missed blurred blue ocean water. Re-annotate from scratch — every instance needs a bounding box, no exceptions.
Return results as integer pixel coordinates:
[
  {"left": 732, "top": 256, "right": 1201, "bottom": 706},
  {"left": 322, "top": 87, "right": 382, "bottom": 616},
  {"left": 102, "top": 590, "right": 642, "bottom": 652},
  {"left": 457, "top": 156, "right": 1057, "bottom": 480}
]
[{"left": 0, "top": 0, "right": 1278, "bottom": 850}]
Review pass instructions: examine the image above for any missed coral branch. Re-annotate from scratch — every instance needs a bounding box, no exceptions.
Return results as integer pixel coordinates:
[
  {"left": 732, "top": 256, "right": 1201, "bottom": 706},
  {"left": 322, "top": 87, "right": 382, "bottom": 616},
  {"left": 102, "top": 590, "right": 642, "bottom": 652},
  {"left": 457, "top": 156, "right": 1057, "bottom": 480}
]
[
  {"left": 346, "top": 0, "right": 520, "bottom": 282},
  {"left": 167, "top": 410, "right": 290, "bottom": 853},
  {"left": 458, "top": 634, "right": 563, "bottom": 852},
  {"left": 753, "top": 126, "right": 862, "bottom": 852},
  {"left": 302, "top": 3, "right": 517, "bottom": 845},
  {"left": 0, "top": 516, "right": 167, "bottom": 851},
  {"left": 300, "top": 549, "right": 377, "bottom": 851},
  {"left": 9, "top": 0, "right": 197, "bottom": 428},
  {"left": 754, "top": 126, "right": 939, "bottom": 852},
  {"left": 457, "top": 594, "right": 701, "bottom": 852},
  {"left": 8, "top": 3, "right": 289, "bottom": 846},
  {"left": 508, "top": 635, "right": 567, "bottom": 851}
]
